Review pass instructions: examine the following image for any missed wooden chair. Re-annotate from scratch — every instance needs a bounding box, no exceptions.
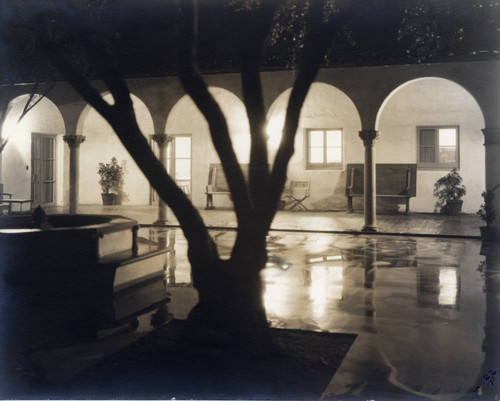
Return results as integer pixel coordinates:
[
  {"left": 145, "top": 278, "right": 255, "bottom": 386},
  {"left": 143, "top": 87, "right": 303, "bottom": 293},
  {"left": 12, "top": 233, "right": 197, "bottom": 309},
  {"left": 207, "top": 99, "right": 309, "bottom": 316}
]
[{"left": 285, "top": 181, "right": 311, "bottom": 211}]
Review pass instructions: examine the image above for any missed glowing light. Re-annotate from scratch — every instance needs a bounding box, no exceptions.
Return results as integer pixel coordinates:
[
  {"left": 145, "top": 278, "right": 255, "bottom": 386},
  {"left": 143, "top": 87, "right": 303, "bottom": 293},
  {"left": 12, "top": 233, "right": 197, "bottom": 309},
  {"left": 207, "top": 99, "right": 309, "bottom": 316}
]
[
  {"left": 310, "top": 265, "right": 343, "bottom": 319},
  {"left": 266, "top": 113, "right": 285, "bottom": 148},
  {"left": 439, "top": 268, "right": 458, "bottom": 306}
]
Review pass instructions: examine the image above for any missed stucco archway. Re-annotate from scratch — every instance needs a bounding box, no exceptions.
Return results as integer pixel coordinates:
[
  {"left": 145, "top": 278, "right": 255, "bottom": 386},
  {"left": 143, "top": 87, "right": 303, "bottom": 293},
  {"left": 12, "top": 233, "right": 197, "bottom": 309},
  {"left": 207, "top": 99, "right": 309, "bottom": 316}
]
[
  {"left": 376, "top": 77, "right": 485, "bottom": 213},
  {"left": 1, "top": 94, "right": 66, "bottom": 205},
  {"left": 266, "top": 82, "right": 362, "bottom": 210},
  {"left": 165, "top": 87, "right": 250, "bottom": 208},
  {"left": 78, "top": 93, "right": 154, "bottom": 205}
]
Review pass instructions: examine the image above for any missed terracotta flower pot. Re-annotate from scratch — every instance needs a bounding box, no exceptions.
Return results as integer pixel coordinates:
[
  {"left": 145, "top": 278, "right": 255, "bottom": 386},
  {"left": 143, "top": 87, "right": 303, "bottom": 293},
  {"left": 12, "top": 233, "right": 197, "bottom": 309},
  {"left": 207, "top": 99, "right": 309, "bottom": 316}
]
[
  {"left": 101, "top": 193, "right": 117, "bottom": 205},
  {"left": 446, "top": 200, "right": 463, "bottom": 216}
]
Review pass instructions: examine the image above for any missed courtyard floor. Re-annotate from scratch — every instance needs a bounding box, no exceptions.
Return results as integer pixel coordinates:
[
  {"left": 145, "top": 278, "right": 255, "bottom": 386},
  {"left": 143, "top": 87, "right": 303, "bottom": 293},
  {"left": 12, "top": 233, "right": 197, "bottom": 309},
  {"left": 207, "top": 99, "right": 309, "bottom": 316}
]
[
  {"left": 45, "top": 204, "right": 482, "bottom": 238},
  {"left": 4, "top": 205, "right": 497, "bottom": 399}
]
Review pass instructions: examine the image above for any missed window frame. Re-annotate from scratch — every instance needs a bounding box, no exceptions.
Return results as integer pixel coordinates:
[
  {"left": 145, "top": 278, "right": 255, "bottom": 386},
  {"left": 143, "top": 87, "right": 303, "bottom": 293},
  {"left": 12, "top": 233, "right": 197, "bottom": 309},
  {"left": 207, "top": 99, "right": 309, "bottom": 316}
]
[
  {"left": 417, "top": 125, "right": 460, "bottom": 169},
  {"left": 305, "top": 128, "right": 344, "bottom": 170}
]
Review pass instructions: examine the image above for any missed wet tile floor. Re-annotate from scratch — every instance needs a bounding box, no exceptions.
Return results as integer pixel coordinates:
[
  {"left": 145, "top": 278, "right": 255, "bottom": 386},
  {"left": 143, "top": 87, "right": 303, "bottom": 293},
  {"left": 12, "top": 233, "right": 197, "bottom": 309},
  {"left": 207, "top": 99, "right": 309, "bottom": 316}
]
[
  {"left": 2, "top": 226, "right": 494, "bottom": 400},
  {"left": 156, "top": 227, "right": 489, "bottom": 400}
]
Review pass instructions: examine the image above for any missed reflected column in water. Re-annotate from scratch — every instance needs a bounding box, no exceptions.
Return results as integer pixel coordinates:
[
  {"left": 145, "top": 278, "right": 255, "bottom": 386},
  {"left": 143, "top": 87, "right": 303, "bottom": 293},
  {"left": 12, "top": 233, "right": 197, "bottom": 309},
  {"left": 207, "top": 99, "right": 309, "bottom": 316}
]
[
  {"left": 167, "top": 229, "right": 177, "bottom": 286},
  {"left": 364, "top": 238, "right": 377, "bottom": 318}
]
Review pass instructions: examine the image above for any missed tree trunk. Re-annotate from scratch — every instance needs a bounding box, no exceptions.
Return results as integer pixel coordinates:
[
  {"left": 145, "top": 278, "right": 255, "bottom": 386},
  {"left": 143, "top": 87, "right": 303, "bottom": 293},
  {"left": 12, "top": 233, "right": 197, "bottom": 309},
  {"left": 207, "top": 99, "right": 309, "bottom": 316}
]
[{"left": 182, "top": 254, "right": 273, "bottom": 354}]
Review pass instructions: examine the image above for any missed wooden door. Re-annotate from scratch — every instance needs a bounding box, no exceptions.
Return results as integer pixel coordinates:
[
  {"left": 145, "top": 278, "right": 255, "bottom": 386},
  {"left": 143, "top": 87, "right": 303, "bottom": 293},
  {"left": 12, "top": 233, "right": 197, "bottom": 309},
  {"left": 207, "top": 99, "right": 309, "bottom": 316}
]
[{"left": 31, "top": 134, "right": 56, "bottom": 206}]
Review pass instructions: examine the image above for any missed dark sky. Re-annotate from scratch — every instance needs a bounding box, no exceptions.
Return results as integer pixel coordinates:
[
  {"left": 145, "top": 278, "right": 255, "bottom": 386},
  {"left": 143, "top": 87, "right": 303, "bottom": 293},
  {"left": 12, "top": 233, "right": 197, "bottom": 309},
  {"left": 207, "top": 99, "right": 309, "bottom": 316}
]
[{"left": 0, "top": 0, "right": 499, "bottom": 85}]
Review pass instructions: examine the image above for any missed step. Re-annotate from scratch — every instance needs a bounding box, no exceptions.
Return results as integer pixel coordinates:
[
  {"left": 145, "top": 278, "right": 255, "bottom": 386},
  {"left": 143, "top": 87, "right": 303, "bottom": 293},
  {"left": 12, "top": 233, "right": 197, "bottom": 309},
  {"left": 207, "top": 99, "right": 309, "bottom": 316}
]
[{"left": 99, "top": 248, "right": 168, "bottom": 292}]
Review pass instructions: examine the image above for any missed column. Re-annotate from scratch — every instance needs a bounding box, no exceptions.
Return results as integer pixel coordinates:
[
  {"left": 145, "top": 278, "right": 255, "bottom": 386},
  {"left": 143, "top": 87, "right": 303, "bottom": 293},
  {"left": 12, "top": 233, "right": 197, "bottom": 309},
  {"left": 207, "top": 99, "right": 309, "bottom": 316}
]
[
  {"left": 63, "top": 135, "right": 85, "bottom": 215},
  {"left": 482, "top": 128, "right": 500, "bottom": 232},
  {"left": 151, "top": 133, "right": 172, "bottom": 225},
  {"left": 359, "top": 129, "right": 379, "bottom": 232}
]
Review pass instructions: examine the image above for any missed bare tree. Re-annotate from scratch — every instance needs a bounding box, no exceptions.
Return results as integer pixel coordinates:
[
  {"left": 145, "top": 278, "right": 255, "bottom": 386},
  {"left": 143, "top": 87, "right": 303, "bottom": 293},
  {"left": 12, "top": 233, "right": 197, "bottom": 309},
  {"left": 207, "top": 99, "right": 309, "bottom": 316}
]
[{"left": 22, "top": 0, "right": 359, "bottom": 352}]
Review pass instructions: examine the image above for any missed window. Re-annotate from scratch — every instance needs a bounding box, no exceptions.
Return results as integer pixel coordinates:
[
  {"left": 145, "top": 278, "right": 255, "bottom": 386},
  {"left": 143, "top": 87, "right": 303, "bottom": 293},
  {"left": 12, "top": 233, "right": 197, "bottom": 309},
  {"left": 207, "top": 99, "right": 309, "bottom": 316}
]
[
  {"left": 167, "top": 135, "right": 192, "bottom": 196},
  {"left": 418, "top": 126, "right": 459, "bottom": 168},
  {"left": 306, "top": 129, "right": 343, "bottom": 170}
]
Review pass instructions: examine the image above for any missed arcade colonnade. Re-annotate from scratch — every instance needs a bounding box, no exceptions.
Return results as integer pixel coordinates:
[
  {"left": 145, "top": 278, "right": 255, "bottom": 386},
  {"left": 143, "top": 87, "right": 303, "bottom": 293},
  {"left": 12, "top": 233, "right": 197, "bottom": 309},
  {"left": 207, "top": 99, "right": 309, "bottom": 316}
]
[{"left": 0, "top": 59, "right": 498, "bottom": 231}]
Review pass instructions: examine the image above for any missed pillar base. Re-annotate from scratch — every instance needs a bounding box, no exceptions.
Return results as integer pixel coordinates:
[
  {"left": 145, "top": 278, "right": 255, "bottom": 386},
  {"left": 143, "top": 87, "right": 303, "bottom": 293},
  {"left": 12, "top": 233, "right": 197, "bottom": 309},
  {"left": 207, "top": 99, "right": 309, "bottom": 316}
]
[
  {"left": 153, "top": 219, "right": 169, "bottom": 226},
  {"left": 361, "top": 225, "right": 378, "bottom": 232}
]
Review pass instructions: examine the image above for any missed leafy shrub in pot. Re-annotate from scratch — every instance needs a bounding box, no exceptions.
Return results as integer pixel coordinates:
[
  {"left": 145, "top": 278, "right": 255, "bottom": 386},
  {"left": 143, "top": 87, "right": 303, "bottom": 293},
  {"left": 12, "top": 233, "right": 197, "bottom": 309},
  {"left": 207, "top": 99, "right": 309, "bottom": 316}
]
[{"left": 433, "top": 168, "right": 466, "bottom": 216}]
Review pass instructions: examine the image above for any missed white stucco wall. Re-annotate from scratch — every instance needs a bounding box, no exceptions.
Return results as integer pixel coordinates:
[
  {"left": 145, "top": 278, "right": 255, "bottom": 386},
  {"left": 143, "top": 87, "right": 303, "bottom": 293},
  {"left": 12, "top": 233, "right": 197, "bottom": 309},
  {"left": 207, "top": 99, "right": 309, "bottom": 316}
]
[
  {"left": 165, "top": 87, "right": 250, "bottom": 208},
  {"left": 1, "top": 95, "right": 66, "bottom": 205},
  {"left": 79, "top": 94, "right": 154, "bottom": 205},
  {"left": 376, "top": 78, "right": 485, "bottom": 213},
  {"left": 266, "top": 82, "right": 363, "bottom": 210}
]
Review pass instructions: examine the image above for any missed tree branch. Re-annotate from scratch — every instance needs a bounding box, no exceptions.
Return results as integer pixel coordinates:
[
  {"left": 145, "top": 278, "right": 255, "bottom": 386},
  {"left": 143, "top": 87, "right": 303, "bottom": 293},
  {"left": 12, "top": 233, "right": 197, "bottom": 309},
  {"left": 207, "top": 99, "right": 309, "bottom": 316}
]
[
  {"left": 235, "top": 2, "right": 279, "bottom": 211},
  {"left": 35, "top": 9, "right": 218, "bottom": 265},
  {"left": 267, "top": 0, "right": 368, "bottom": 224},
  {"left": 176, "top": 0, "right": 251, "bottom": 221},
  {"left": 18, "top": 80, "right": 57, "bottom": 123}
]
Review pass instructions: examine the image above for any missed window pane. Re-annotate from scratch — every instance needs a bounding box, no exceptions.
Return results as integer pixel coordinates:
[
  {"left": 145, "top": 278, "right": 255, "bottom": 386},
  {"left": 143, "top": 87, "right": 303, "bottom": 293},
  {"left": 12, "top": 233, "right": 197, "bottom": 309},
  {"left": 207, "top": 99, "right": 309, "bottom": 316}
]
[
  {"left": 43, "top": 182, "right": 53, "bottom": 203},
  {"left": 438, "top": 129, "right": 457, "bottom": 163},
  {"left": 166, "top": 143, "right": 171, "bottom": 174},
  {"left": 175, "top": 137, "right": 191, "bottom": 158},
  {"left": 420, "top": 130, "right": 436, "bottom": 147},
  {"left": 326, "top": 130, "right": 342, "bottom": 147},
  {"left": 309, "top": 147, "right": 324, "bottom": 163},
  {"left": 420, "top": 147, "right": 435, "bottom": 163},
  {"left": 309, "top": 131, "right": 324, "bottom": 147},
  {"left": 326, "top": 147, "right": 342, "bottom": 163},
  {"left": 43, "top": 137, "right": 54, "bottom": 158},
  {"left": 43, "top": 160, "right": 54, "bottom": 180},
  {"left": 439, "top": 147, "right": 457, "bottom": 163},
  {"left": 175, "top": 159, "right": 191, "bottom": 180},
  {"left": 439, "top": 129, "right": 457, "bottom": 147}
]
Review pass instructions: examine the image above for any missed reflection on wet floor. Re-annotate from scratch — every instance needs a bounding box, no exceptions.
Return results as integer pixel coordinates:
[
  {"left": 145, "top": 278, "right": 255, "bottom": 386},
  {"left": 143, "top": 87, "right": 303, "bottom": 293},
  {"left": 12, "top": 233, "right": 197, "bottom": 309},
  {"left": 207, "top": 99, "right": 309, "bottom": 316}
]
[
  {"left": 1, "top": 226, "right": 491, "bottom": 400},
  {"left": 162, "top": 228, "right": 488, "bottom": 399}
]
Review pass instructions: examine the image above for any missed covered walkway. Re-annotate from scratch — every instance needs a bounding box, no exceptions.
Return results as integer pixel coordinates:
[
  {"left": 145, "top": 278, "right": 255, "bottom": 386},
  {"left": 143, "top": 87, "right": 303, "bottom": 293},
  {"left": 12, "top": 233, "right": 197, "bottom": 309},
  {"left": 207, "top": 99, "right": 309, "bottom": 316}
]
[{"left": 45, "top": 204, "right": 482, "bottom": 238}]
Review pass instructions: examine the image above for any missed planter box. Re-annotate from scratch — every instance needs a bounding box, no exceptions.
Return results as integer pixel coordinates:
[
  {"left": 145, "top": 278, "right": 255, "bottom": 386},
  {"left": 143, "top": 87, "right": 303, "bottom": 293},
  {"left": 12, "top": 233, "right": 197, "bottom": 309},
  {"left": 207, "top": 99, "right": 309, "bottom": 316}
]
[{"left": 480, "top": 226, "right": 498, "bottom": 242}]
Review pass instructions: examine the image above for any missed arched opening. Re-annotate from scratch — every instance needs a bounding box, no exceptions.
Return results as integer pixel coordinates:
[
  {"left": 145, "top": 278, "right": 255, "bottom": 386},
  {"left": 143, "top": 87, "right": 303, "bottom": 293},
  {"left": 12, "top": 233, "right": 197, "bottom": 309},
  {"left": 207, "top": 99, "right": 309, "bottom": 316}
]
[
  {"left": 376, "top": 77, "right": 485, "bottom": 213},
  {"left": 266, "top": 82, "right": 362, "bottom": 210},
  {"left": 1, "top": 94, "right": 65, "bottom": 206},
  {"left": 165, "top": 87, "right": 249, "bottom": 208},
  {"left": 78, "top": 93, "right": 154, "bottom": 205}
]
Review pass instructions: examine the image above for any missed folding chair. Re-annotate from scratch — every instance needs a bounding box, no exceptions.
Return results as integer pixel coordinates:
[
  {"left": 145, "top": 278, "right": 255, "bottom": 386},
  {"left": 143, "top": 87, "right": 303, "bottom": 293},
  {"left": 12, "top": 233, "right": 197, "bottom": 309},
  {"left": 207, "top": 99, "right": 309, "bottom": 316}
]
[{"left": 285, "top": 180, "right": 310, "bottom": 211}]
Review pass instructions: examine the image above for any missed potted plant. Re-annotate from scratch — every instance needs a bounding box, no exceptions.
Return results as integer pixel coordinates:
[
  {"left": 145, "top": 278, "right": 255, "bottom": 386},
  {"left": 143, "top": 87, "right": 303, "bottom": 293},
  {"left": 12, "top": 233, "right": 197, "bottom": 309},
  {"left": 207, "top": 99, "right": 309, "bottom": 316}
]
[
  {"left": 97, "top": 157, "right": 126, "bottom": 205},
  {"left": 433, "top": 168, "right": 467, "bottom": 216},
  {"left": 477, "top": 184, "right": 500, "bottom": 242}
]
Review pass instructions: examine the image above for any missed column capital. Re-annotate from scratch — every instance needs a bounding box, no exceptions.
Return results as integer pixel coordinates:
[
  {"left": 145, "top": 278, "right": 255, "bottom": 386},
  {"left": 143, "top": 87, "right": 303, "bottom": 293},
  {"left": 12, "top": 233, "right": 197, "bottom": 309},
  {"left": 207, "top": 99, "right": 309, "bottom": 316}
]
[
  {"left": 482, "top": 128, "right": 500, "bottom": 146},
  {"left": 63, "top": 135, "right": 86, "bottom": 148},
  {"left": 151, "top": 133, "right": 173, "bottom": 148},
  {"left": 359, "top": 130, "right": 379, "bottom": 146}
]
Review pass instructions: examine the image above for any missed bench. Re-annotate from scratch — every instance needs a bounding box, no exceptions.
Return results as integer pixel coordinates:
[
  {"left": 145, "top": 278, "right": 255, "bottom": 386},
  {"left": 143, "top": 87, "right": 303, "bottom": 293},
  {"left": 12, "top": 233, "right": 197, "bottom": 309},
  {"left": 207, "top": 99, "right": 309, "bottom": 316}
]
[
  {"left": 0, "top": 183, "right": 13, "bottom": 215},
  {"left": 205, "top": 163, "right": 249, "bottom": 209},
  {"left": 205, "top": 164, "right": 310, "bottom": 211},
  {"left": 345, "top": 163, "right": 417, "bottom": 215}
]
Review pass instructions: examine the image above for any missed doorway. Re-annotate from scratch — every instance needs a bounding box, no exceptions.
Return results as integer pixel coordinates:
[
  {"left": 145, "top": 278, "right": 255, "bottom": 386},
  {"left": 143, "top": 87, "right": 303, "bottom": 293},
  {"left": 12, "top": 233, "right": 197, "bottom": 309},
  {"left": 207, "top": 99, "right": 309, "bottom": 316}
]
[
  {"left": 31, "top": 133, "right": 57, "bottom": 206},
  {"left": 151, "top": 134, "right": 192, "bottom": 205}
]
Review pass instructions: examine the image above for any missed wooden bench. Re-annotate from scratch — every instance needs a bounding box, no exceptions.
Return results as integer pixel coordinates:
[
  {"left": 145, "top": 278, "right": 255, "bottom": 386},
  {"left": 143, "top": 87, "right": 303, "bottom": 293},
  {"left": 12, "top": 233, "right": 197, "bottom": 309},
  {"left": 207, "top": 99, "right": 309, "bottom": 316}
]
[
  {"left": 205, "top": 164, "right": 309, "bottom": 211},
  {"left": 205, "top": 163, "right": 249, "bottom": 209},
  {"left": 0, "top": 183, "right": 13, "bottom": 215},
  {"left": 345, "top": 163, "right": 417, "bottom": 215}
]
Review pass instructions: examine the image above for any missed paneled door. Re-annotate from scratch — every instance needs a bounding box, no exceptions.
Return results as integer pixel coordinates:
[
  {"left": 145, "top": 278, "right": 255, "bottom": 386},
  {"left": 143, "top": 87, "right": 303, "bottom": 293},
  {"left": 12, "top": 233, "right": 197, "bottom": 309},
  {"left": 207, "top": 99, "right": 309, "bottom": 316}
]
[{"left": 31, "top": 134, "right": 56, "bottom": 206}]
